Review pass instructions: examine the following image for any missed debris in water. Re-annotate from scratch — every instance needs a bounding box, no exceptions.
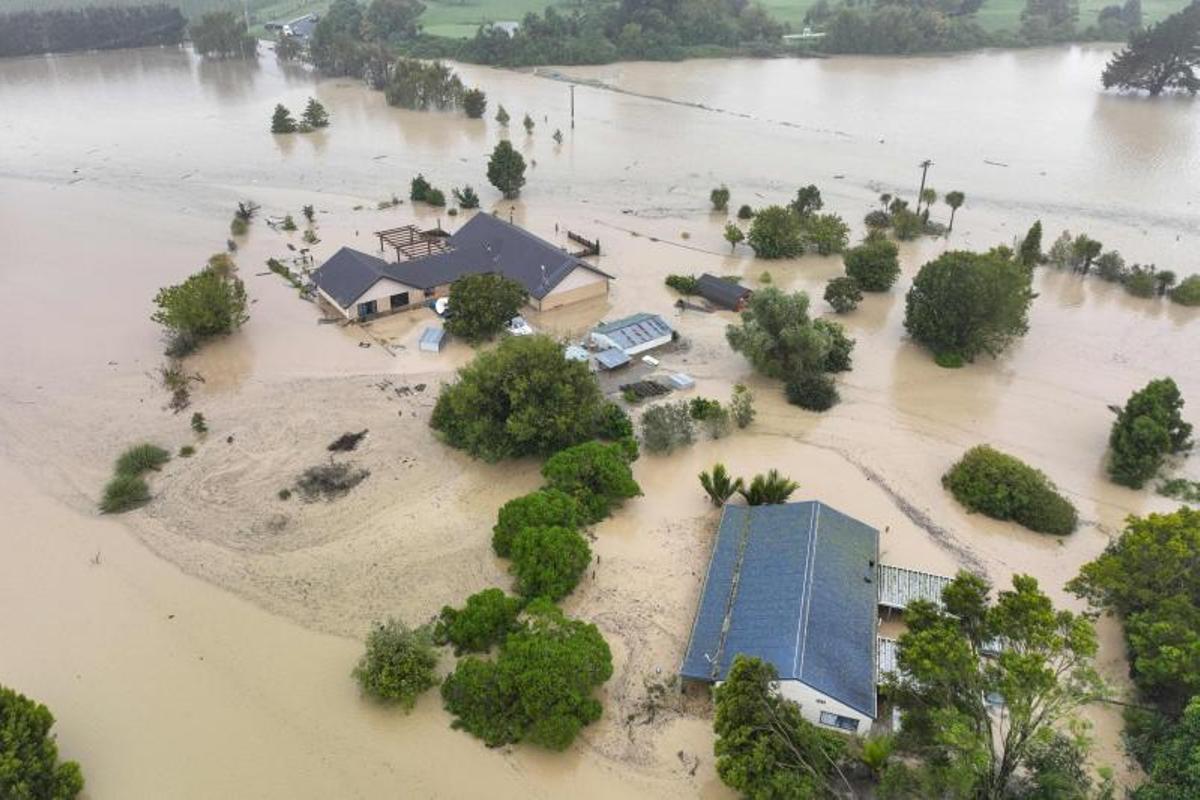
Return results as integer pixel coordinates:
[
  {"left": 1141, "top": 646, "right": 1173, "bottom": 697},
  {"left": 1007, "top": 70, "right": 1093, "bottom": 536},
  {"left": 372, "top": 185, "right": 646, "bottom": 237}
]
[{"left": 327, "top": 430, "right": 368, "bottom": 452}]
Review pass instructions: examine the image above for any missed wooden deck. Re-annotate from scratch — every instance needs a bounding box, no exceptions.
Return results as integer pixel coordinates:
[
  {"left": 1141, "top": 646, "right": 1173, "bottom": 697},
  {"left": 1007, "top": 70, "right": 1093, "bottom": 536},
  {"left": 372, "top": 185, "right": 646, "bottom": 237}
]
[{"left": 877, "top": 564, "right": 952, "bottom": 611}]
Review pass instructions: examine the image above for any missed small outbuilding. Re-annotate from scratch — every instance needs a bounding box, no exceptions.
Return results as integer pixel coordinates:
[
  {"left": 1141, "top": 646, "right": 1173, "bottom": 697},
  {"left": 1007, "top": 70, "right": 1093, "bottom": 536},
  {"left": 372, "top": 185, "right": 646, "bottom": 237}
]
[
  {"left": 589, "top": 312, "right": 673, "bottom": 356},
  {"left": 681, "top": 501, "right": 880, "bottom": 733},
  {"left": 696, "top": 273, "right": 752, "bottom": 311}
]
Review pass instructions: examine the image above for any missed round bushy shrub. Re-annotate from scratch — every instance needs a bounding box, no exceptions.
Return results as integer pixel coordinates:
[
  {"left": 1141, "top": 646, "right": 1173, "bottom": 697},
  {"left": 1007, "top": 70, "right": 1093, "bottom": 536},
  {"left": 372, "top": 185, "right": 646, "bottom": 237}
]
[
  {"left": 492, "top": 489, "right": 580, "bottom": 557},
  {"left": 510, "top": 526, "right": 592, "bottom": 601},
  {"left": 435, "top": 588, "right": 524, "bottom": 654},
  {"left": 115, "top": 443, "right": 170, "bottom": 476},
  {"left": 844, "top": 238, "right": 900, "bottom": 292},
  {"left": 824, "top": 276, "right": 863, "bottom": 313},
  {"left": 352, "top": 619, "right": 439, "bottom": 709},
  {"left": 785, "top": 373, "right": 839, "bottom": 411},
  {"left": 942, "top": 445, "right": 1078, "bottom": 535}
]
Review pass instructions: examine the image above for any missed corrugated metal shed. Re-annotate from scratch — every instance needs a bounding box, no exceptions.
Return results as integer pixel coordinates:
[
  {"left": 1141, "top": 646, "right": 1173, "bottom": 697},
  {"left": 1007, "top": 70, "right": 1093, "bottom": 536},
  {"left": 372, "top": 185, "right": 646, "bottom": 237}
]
[
  {"left": 877, "top": 564, "right": 952, "bottom": 611},
  {"left": 591, "top": 313, "right": 673, "bottom": 355},
  {"left": 681, "top": 502, "right": 880, "bottom": 719},
  {"left": 595, "top": 347, "right": 631, "bottom": 370}
]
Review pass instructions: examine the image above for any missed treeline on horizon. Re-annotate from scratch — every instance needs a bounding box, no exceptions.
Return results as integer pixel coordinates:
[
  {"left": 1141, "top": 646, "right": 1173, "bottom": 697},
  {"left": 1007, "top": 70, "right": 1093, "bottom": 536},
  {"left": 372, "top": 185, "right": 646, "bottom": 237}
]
[
  {"left": 0, "top": 4, "right": 185, "bottom": 58},
  {"left": 384, "top": 0, "right": 1153, "bottom": 66}
]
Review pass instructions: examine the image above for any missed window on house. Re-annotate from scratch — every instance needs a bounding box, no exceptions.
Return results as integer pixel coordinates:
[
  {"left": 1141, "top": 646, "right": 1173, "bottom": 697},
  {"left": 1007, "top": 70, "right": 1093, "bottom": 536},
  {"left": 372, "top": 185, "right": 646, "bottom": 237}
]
[{"left": 819, "top": 711, "right": 860, "bottom": 733}]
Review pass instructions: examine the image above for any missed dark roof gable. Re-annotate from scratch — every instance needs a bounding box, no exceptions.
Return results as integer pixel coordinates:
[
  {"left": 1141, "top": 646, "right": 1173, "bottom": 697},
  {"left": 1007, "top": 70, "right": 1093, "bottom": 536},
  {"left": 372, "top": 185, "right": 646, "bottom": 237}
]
[{"left": 312, "top": 214, "right": 611, "bottom": 305}]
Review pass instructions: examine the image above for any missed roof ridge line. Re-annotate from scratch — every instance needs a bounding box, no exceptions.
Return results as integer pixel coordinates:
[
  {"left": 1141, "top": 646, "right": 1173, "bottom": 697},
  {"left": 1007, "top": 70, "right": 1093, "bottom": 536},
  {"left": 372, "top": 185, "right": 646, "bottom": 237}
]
[{"left": 709, "top": 506, "right": 755, "bottom": 681}]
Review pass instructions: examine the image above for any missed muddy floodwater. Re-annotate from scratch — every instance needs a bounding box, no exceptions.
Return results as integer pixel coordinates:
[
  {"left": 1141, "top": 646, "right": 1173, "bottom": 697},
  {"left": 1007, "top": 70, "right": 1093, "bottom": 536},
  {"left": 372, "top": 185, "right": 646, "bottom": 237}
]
[{"left": 1, "top": 43, "right": 1198, "bottom": 798}]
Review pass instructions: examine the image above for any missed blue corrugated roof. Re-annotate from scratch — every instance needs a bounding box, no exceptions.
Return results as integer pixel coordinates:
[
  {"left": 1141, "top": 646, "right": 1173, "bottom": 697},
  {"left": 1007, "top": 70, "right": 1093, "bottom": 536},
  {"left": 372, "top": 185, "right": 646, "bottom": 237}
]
[
  {"left": 680, "top": 502, "right": 879, "bottom": 718},
  {"left": 595, "top": 347, "right": 631, "bottom": 370}
]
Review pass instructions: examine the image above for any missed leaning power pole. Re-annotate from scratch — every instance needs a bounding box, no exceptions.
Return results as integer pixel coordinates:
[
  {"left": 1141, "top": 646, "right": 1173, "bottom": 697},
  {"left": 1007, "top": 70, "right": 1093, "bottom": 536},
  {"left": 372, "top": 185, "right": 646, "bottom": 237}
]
[
  {"left": 916, "top": 159, "right": 933, "bottom": 215},
  {"left": 570, "top": 84, "right": 575, "bottom": 129}
]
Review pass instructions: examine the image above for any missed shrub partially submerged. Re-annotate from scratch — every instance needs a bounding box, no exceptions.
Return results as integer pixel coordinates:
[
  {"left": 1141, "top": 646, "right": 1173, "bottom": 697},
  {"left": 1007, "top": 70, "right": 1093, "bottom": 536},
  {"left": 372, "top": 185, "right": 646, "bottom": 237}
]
[
  {"left": 296, "top": 461, "right": 370, "bottom": 501},
  {"left": 100, "top": 473, "right": 150, "bottom": 513},
  {"left": 352, "top": 619, "right": 439, "bottom": 709},
  {"left": 435, "top": 588, "right": 524, "bottom": 654},
  {"left": 510, "top": 525, "right": 592, "bottom": 601},
  {"left": 942, "top": 445, "right": 1078, "bottom": 535},
  {"left": 492, "top": 489, "right": 581, "bottom": 558},
  {"left": 115, "top": 443, "right": 170, "bottom": 476}
]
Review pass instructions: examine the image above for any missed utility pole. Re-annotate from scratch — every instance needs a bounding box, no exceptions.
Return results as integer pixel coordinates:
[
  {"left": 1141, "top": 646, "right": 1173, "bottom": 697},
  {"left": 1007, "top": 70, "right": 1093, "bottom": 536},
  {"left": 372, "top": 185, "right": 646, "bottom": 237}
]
[
  {"left": 916, "top": 159, "right": 933, "bottom": 215},
  {"left": 570, "top": 84, "right": 575, "bottom": 129}
]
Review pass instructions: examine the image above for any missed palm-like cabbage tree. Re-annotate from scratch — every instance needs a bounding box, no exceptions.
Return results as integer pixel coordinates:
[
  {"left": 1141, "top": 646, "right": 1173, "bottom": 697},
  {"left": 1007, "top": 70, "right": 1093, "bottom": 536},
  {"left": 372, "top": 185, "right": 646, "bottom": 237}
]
[
  {"left": 919, "top": 188, "right": 937, "bottom": 221},
  {"left": 738, "top": 469, "right": 799, "bottom": 506},
  {"left": 944, "top": 190, "right": 965, "bottom": 232},
  {"left": 699, "top": 463, "right": 743, "bottom": 507}
]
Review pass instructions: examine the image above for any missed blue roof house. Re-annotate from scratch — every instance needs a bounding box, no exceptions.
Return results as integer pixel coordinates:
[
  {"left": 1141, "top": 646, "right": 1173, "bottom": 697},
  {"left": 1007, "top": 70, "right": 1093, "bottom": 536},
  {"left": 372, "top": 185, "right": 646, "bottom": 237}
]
[
  {"left": 681, "top": 501, "right": 880, "bottom": 733},
  {"left": 589, "top": 312, "right": 673, "bottom": 356}
]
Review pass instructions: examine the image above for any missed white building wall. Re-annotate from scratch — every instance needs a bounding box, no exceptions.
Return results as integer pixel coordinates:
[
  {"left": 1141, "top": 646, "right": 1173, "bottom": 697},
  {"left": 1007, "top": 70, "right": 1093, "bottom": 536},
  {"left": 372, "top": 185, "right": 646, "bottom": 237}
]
[{"left": 776, "top": 680, "right": 874, "bottom": 734}]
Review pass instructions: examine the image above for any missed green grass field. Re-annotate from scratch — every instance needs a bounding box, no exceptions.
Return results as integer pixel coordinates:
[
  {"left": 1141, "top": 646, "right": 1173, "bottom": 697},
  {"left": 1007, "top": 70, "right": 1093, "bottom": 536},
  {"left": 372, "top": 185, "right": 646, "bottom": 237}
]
[{"left": 0, "top": 0, "right": 1190, "bottom": 38}]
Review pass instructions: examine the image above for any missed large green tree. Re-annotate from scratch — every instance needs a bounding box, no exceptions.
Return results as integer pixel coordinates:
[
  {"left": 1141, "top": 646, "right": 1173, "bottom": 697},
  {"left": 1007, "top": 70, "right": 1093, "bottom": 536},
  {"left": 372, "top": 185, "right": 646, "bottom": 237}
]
[
  {"left": 713, "top": 656, "right": 850, "bottom": 798},
  {"left": 487, "top": 140, "right": 527, "bottom": 199},
  {"left": 726, "top": 287, "right": 853, "bottom": 381},
  {"left": 1102, "top": 1, "right": 1200, "bottom": 96},
  {"left": 431, "top": 336, "right": 607, "bottom": 461},
  {"left": 540, "top": 441, "right": 641, "bottom": 523},
  {"left": 0, "top": 686, "right": 84, "bottom": 800},
  {"left": 844, "top": 237, "right": 901, "bottom": 291},
  {"left": 1132, "top": 696, "right": 1200, "bottom": 799},
  {"left": 747, "top": 205, "right": 805, "bottom": 259},
  {"left": 441, "top": 599, "right": 613, "bottom": 750},
  {"left": 363, "top": 0, "right": 425, "bottom": 42},
  {"left": 887, "top": 573, "right": 1104, "bottom": 799},
  {"left": 942, "top": 445, "right": 1078, "bottom": 535},
  {"left": 1106, "top": 377, "right": 1192, "bottom": 489},
  {"left": 492, "top": 489, "right": 581, "bottom": 557},
  {"left": 189, "top": 11, "right": 256, "bottom": 58},
  {"left": 1069, "top": 507, "right": 1200, "bottom": 712},
  {"left": 434, "top": 588, "right": 524, "bottom": 654},
  {"left": 151, "top": 264, "right": 248, "bottom": 345},
  {"left": 903, "top": 249, "right": 1035, "bottom": 362},
  {"left": 443, "top": 273, "right": 528, "bottom": 344}
]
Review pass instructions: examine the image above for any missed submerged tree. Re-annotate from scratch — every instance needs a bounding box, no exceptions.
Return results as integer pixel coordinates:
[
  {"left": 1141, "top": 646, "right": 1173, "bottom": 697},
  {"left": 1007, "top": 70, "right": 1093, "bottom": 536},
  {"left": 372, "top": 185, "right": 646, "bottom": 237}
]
[
  {"left": 746, "top": 205, "right": 805, "bottom": 259},
  {"left": 452, "top": 185, "right": 480, "bottom": 209},
  {"left": 1018, "top": 220, "right": 1044, "bottom": 267},
  {"left": 301, "top": 97, "right": 330, "bottom": 128},
  {"left": 487, "top": 140, "right": 526, "bottom": 199},
  {"left": 1102, "top": 2, "right": 1200, "bottom": 96},
  {"left": 1106, "top": 377, "right": 1192, "bottom": 489},
  {"left": 462, "top": 87, "right": 487, "bottom": 118},
  {"left": 699, "top": 463, "right": 743, "bottom": 506},
  {"left": 738, "top": 469, "right": 799, "bottom": 505},
  {"left": 0, "top": 686, "right": 84, "bottom": 799},
  {"left": 495, "top": 104, "right": 510, "bottom": 125},
  {"left": 271, "top": 104, "right": 297, "bottom": 134},
  {"left": 944, "top": 190, "right": 965, "bottom": 231},
  {"left": 710, "top": 185, "right": 731, "bottom": 212},
  {"left": 352, "top": 619, "right": 439, "bottom": 709},
  {"left": 723, "top": 222, "right": 744, "bottom": 252},
  {"left": 904, "top": 249, "right": 1035, "bottom": 363}
]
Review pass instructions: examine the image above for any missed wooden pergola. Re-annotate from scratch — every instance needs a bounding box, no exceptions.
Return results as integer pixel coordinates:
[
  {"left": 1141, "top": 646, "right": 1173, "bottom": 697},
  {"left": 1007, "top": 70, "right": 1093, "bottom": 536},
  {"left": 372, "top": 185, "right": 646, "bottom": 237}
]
[{"left": 375, "top": 225, "right": 452, "bottom": 262}]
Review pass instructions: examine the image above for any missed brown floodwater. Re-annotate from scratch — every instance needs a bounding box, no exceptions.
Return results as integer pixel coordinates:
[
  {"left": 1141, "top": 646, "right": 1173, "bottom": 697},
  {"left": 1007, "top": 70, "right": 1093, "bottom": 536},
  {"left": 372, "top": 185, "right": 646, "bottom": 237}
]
[{"left": 1, "top": 43, "right": 1197, "bottom": 797}]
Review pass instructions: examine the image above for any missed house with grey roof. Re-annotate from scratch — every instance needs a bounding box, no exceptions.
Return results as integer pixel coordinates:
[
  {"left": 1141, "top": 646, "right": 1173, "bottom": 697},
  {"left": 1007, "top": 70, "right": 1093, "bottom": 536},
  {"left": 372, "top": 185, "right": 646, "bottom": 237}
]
[
  {"left": 681, "top": 501, "right": 880, "bottom": 733},
  {"left": 589, "top": 312, "right": 673, "bottom": 356},
  {"left": 311, "top": 213, "right": 612, "bottom": 320}
]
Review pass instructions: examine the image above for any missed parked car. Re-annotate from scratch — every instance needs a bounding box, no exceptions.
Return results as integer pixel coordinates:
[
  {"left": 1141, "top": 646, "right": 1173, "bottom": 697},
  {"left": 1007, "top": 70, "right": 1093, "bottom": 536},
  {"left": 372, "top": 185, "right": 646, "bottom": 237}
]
[{"left": 505, "top": 316, "right": 534, "bottom": 336}]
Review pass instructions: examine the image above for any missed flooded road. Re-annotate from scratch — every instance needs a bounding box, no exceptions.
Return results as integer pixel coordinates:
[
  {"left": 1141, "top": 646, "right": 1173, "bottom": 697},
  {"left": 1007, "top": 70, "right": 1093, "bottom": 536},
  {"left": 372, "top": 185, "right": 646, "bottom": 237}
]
[{"left": 1, "top": 43, "right": 1197, "bottom": 797}]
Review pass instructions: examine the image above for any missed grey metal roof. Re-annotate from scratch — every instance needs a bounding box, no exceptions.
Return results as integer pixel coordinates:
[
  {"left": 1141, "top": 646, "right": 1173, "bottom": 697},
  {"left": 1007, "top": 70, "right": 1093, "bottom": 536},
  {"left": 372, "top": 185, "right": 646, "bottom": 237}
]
[
  {"left": 593, "top": 313, "right": 672, "bottom": 350},
  {"left": 681, "top": 501, "right": 880, "bottom": 718},
  {"left": 384, "top": 213, "right": 611, "bottom": 300},
  {"left": 312, "top": 214, "right": 612, "bottom": 305},
  {"left": 311, "top": 247, "right": 387, "bottom": 308},
  {"left": 595, "top": 347, "right": 631, "bottom": 370},
  {"left": 696, "top": 273, "right": 751, "bottom": 309}
]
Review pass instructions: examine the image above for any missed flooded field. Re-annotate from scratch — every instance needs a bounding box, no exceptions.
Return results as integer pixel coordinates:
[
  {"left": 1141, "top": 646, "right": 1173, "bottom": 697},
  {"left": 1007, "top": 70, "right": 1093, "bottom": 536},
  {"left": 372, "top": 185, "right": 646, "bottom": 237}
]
[{"left": 1, "top": 43, "right": 1198, "bottom": 797}]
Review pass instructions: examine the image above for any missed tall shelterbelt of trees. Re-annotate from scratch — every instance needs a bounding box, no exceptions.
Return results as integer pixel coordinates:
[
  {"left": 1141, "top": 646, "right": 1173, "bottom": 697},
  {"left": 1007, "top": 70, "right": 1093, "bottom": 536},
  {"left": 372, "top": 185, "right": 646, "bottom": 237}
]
[{"left": 0, "top": 4, "right": 186, "bottom": 58}]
